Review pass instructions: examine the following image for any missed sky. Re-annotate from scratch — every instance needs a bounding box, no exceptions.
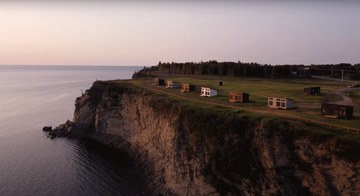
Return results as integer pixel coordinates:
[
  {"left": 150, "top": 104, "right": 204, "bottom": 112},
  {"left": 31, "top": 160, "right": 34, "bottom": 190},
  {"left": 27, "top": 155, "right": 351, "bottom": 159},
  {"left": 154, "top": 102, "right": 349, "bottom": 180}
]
[{"left": 0, "top": 1, "right": 360, "bottom": 66}]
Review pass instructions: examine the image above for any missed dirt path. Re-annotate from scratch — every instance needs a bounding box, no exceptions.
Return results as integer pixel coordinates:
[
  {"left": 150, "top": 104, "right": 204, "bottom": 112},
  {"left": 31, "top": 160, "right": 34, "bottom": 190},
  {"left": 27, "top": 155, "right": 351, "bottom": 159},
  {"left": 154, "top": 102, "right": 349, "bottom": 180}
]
[
  {"left": 333, "top": 88, "right": 360, "bottom": 106},
  {"left": 135, "top": 83, "right": 360, "bottom": 134},
  {"left": 311, "top": 75, "right": 360, "bottom": 106}
]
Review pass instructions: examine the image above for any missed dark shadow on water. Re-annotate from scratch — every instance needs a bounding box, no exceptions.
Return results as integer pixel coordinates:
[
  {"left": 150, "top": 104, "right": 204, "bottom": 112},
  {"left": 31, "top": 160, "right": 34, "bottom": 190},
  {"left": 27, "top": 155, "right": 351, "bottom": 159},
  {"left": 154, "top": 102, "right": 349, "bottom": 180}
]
[
  {"left": 74, "top": 138, "right": 149, "bottom": 196},
  {"left": 79, "top": 138, "right": 133, "bottom": 167}
]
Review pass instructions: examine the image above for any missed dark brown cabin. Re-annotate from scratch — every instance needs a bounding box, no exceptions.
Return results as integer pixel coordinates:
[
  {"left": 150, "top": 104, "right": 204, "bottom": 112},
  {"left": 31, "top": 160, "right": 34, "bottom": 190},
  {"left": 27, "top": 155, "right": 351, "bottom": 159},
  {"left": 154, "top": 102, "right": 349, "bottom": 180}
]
[
  {"left": 153, "top": 78, "right": 165, "bottom": 86},
  {"left": 181, "top": 83, "right": 196, "bottom": 93},
  {"left": 321, "top": 103, "right": 353, "bottom": 120},
  {"left": 304, "top": 87, "right": 320, "bottom": 95},
  {"left": 229, "top": 92, "right": 249, "bottom": 103}
]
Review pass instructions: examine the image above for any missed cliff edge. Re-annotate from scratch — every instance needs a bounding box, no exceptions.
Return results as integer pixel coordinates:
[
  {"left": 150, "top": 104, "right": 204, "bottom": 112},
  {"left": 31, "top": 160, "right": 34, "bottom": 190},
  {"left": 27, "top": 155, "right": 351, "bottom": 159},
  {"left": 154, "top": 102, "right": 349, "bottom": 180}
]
[{"left": 51, "top": 80, "right": 360, "bottom": 195}]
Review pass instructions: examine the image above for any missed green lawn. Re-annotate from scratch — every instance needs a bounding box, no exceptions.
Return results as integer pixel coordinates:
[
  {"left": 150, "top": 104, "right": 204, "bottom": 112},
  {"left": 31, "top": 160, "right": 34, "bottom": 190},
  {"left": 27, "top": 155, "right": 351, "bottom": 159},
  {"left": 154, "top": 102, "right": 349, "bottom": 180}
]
[
  {"left": 160, "top": 77, "right": 346, "bottom": 104},
  {"left": 349, "top": 90, "right": 360, "bottom": 105}
]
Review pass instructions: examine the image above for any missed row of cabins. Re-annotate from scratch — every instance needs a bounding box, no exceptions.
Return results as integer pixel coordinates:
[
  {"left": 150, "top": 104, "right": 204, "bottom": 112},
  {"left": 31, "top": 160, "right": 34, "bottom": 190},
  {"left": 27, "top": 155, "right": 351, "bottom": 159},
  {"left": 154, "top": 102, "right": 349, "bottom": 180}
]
[
  {"left": 154, "top": 78, "right": 247, "bottom": 100},
  {"left": 153, "top": 78, "right": 354, "bottom": 119},
  {"left": 268, "top": 88, "right": 353, "bottom": 119},
  {"left": 201, "top": 89, "right": 250, "bottom": 103}
]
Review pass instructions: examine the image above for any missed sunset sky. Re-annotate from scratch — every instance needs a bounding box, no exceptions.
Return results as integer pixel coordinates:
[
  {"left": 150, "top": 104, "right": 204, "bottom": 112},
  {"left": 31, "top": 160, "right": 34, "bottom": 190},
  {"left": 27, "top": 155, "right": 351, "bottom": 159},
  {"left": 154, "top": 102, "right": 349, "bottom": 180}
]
[{"left": 0, "top": 1, "right": 360, "bottom": 66}]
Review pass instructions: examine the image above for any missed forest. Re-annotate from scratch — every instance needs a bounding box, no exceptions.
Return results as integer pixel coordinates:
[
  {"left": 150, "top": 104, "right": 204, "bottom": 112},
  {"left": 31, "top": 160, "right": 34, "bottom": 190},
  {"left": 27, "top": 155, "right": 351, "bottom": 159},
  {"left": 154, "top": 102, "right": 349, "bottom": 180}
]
[{"left": 133, "top": 61, "right": 360, "bottom": 80}]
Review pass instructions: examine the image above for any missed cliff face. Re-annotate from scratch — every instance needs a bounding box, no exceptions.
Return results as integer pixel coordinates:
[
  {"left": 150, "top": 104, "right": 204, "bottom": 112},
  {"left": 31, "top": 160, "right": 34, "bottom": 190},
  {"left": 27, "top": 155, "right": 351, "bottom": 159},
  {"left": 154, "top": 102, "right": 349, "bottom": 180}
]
[{"left": 68, "top": 81, "right": 360, "bottom": 195}]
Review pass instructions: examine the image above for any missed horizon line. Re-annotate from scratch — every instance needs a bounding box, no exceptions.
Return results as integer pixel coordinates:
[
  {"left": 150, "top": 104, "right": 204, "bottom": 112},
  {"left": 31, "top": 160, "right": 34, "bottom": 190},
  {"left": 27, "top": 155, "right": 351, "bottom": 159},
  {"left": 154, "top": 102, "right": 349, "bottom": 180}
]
[
  {"left": 0, "top": 64, "right": 147, "bottom": 67},
  {"left": 0, "top": 61, "right": 359, "bottom": 67}
]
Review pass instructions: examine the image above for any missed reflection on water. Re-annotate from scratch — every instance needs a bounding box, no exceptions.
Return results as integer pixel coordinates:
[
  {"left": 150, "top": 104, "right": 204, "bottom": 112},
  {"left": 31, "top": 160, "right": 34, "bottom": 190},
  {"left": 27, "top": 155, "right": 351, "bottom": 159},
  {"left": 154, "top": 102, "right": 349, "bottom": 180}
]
[{"left": 0, "top": 66, "right": 147, "bottom": 195}]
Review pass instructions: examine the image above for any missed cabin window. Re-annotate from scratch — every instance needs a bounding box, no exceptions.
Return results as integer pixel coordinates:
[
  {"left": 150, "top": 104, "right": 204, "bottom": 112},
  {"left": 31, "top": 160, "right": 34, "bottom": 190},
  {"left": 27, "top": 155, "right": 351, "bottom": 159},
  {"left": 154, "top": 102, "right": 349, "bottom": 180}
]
[
  {"left": 276, "top": 102, "right": 280, "bottom": 107},
  {"left": 268, "top": 101, "right": 273, "bottom": 105},
  {"left": 281, "top": 103, "right": 285, "bottom": 107}
]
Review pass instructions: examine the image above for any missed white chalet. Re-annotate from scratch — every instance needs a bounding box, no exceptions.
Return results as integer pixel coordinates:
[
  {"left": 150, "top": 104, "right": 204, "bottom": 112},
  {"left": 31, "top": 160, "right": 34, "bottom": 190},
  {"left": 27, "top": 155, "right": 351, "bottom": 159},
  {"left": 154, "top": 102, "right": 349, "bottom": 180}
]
[
  {"left": 267, "top": 97, "right": 294, "bottom": 109},
  {"left": 200, "top": 87, "right": 218, "bottom": 97}
]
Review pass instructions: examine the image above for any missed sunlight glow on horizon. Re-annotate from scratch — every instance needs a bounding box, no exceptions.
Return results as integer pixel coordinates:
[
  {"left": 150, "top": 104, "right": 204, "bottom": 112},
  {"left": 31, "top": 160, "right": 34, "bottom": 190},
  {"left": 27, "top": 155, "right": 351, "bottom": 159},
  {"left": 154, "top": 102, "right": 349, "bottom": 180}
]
[{"left": 1, "top": 1, "right": 360, "bottom": 66}]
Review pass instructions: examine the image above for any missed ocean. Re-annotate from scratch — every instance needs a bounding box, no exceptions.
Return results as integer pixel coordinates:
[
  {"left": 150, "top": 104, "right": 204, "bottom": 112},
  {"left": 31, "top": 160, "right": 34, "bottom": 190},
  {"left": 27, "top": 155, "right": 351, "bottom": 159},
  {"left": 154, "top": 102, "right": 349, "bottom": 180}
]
[{"left": 0, "top": 65, "right": 147, "bottom": 195}]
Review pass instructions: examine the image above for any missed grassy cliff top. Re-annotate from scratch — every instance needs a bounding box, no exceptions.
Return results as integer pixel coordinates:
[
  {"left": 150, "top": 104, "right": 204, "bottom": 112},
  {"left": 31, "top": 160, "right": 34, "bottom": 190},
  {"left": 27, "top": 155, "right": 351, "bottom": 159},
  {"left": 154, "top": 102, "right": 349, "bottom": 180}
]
[{"left": 103, "top": 76, "right": 360, "bottom": 137}]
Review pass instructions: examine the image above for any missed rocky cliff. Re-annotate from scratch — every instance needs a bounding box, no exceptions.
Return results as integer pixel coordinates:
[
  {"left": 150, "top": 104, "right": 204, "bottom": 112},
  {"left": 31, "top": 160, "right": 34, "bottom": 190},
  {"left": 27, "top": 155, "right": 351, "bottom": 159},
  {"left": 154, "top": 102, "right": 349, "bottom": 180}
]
[{"left": 53, "top": 80, "right": 360, "bottom": 195}]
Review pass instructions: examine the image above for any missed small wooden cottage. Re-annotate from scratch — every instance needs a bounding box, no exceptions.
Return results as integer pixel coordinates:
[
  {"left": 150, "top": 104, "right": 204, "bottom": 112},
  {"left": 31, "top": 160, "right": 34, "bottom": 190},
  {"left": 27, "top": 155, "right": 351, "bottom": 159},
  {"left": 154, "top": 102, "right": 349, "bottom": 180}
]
[
  {"left": 321, "top": 103, "right": 353, "bottom": 120},
  {"left": 165, "top": 80, "right": 180, "bottom": 89},
  {"left": 181, "top": 83, "right": 196, "bottom": 93},
  {"left": 304, "top": 87, "right": 320, "bottom": 95},
  {"left": 229, "top": 92, "right": 249, "bottom": 103},
  {"left": 200, "top": 87, "right": 217, "bottom": 97},
  {"left": 153, "top": 78, "right": 165, "bottom": 86},
  {"left": 268, "top": 97, "right": 294, "bottom": 109}
]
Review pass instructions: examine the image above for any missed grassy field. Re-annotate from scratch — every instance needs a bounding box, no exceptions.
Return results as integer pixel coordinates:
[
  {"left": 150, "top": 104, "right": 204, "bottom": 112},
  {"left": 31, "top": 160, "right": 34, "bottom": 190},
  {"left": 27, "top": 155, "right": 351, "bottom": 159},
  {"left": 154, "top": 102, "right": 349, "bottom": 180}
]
[
  {"left": 164, "top": 77, "right": 344, "bottom": 102},
  {"left": 127, "top": 76, "right": 360, "bottom": 131},
  {"left": 350, "top": 90, "right": 360, "bottom": 106}
]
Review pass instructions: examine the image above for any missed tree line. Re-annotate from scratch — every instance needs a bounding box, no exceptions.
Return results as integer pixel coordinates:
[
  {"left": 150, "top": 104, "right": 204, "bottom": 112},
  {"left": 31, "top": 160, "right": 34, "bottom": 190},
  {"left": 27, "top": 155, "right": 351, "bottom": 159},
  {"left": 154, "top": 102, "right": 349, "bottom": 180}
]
[{"left": 133, "top": 61, "right": 360, "bottom": 80}]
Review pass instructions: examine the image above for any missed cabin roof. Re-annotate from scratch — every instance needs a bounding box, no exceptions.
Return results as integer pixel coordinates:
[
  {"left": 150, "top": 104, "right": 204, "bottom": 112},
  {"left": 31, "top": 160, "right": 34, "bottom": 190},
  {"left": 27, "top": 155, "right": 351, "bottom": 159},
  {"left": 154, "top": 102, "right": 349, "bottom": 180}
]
[
  {"left": 229, "top": 92, "right": 249, "bottom": 95},
  {"left": 182, "top": 83, "right": 195, "bottom": 86},
  {"left": 201, "top": 86, "right": 217, "bottom": 90},
  {"left": 304, "top": 87, "right": 320, "bottom": 89},
  {"left": 321, "top": 102, "right": 353, "bottom": 108},
  {"left": 268, "top": 97, "right": 294, "bottom": 101}
]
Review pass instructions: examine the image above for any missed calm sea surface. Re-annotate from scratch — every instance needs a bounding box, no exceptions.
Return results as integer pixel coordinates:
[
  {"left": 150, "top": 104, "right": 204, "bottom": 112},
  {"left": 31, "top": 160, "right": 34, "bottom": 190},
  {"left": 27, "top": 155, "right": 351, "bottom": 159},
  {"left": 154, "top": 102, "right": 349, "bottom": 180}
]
[{"left": 0, "top": 65, "right": 147, "bottom": 196}]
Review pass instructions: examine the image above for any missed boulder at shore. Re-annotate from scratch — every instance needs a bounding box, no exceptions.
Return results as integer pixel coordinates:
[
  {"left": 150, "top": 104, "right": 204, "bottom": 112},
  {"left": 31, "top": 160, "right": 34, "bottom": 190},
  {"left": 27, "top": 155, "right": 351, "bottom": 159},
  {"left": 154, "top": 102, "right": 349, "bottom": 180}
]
[{"left": 43, "top": 120, "right": 74, "bottom": 139}]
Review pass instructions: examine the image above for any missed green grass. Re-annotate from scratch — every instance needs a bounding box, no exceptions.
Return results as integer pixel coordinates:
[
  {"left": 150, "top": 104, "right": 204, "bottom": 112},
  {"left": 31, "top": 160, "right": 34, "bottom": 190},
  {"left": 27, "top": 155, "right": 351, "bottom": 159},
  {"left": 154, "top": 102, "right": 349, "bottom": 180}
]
[
  {"left": 350, "top": 90, "right": 360, "bottom": 101},
  {"left": 349, "top": 90, "right": 360, "bottom": 113},
  {"left": 160, "top": 77, "right": 346, "bottom": 104}
]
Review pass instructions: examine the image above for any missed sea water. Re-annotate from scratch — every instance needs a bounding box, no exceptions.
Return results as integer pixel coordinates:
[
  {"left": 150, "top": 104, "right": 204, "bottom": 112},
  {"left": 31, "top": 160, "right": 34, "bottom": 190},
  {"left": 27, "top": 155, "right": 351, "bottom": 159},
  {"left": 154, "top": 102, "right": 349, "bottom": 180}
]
[{"left": 0, "top": 65, "right": 147, "bottom": 196}]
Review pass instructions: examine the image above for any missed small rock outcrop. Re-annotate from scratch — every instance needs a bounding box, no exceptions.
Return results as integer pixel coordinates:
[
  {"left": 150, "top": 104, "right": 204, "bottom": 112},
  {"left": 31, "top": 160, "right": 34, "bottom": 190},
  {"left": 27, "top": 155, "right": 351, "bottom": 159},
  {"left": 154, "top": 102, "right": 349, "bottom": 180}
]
[{"left": 45, "top": 120, "right": 74, "bottom": 139}]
